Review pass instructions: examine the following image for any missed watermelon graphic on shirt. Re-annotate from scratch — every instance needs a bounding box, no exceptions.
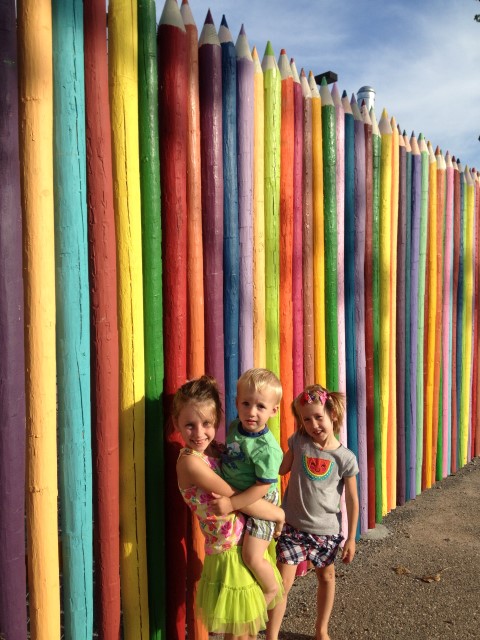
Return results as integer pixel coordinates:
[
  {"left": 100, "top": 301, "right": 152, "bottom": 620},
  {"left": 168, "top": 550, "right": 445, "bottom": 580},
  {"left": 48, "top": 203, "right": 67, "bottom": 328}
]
[{"left": 302, "top": 455, "right": 334, "bottom": 481}]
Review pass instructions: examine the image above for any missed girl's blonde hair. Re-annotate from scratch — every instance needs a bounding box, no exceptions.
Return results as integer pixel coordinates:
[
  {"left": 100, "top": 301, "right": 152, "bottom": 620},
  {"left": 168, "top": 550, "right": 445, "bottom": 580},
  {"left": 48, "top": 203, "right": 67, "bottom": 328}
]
[
  {"left": 172, "top": 375, "right": 223, "bottom": 428},
  {"left": 292, "top": 384, "right": 346, "bottom": 436}
]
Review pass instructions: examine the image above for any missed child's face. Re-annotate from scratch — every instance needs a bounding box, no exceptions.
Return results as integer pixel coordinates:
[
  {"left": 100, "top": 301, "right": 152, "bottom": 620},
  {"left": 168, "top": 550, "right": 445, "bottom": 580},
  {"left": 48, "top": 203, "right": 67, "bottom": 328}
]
[
  {"left": 175, "top": 401, "right": 217, "bottom": 453},
  {"left": 236, "top": 384, "right": 279, "bottom": 433},
  {"left": 298, "top": 401, "right": 336, "bottom": 447}
]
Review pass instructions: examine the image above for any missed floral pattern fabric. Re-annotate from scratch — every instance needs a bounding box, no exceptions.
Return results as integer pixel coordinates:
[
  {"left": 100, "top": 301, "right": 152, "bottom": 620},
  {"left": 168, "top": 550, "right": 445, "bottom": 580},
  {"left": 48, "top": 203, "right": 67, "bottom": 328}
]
[{"left": 179, "top": 447, "right": 245, "bottom": 555}]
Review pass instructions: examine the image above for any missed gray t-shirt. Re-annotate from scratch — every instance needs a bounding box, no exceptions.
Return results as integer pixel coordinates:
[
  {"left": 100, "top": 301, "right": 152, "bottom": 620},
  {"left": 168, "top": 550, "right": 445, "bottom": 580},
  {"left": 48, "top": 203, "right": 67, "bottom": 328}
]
[{"left": 281, "top": 431, "right": 359, "bottom": 535}]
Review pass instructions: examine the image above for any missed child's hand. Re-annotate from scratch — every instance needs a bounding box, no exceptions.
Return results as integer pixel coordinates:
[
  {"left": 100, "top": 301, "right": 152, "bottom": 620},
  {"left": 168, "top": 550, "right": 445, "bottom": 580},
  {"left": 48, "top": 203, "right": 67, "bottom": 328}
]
[
  {"left": 209, "top": 493, "right": 234, "bottom": 516},
  {"left": 341, "top": 538, "right": 356, "bottom": 564},
  {"left": 211, "top": 440, "right": 226, "bottom": 455}
]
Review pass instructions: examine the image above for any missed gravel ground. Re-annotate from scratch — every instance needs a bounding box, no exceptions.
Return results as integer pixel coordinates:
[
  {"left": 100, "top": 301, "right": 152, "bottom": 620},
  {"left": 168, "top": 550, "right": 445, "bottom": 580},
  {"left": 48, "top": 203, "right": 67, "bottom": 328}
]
[{"left": 262, "top": 456, "right": 480, "bottom": 640}]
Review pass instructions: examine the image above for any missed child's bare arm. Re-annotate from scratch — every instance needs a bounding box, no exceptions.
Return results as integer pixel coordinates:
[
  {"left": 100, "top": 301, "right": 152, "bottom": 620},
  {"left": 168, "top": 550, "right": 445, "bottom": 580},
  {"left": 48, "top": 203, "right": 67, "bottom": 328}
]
[
  {"left": 279, "top": 447, "right": 293, "bottom": 475},
  {"left": 210, "top": 481, "right": 270, "bottom": 516},
  {"left": 342, "top": 475, "right": 359, "bottom": 564},
  {"left": 210, "top": 482, "right": 285, "bottom": 527},
  {"left": 177, "top": 455, "right": 237, "bottom": 497}
]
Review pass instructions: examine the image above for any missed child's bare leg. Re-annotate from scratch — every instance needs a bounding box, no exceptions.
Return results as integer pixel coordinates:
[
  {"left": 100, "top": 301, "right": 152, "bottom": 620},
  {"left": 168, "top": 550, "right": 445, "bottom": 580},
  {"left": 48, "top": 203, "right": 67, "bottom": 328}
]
[
  {"left": 265, "top": 563, "right": 297, "bottom": 640},
  {"left": 242, "top": 533, "right": 279, "bottom": 605},
  {"left": 315, "top": 563, "right": 335, "bottom": 640},
  {"left": 241, "top": 501, "right": 285, "bottom": 538}
]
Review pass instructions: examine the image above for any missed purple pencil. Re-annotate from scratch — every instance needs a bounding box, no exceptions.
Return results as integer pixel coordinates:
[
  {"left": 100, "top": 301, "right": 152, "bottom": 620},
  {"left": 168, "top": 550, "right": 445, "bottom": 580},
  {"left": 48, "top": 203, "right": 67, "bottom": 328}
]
[
  {"left": 409, "top": 132, "right": 421, "bottom": 500},
  {"left": 0, "top": 3, "right": 27, "bottom": 636},
  {"left": 199, "top": 11, "right": 225, "bottom": 438},
  {"left": 351, "top": 94, "right": 368, "bottom": 531}
]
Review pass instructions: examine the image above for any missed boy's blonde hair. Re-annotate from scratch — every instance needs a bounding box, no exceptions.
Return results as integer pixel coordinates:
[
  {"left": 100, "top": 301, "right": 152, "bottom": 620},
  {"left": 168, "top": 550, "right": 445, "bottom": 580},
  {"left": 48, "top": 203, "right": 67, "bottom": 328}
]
[
  {"left": 172, "top": 375, "right": 223, "bottom": 428},
  {"left": 237, "top": 368, "right": 283, "bottom": 405},
  {"left": 292, "top": 384, "right": 346, "bottom": 436}
]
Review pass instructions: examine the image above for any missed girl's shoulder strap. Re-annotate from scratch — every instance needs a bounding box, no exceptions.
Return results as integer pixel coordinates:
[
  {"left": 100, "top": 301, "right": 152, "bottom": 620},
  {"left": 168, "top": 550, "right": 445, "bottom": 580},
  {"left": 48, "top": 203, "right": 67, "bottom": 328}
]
[{"left": 178, "top": 447, "right": 206, "bottom": 462}]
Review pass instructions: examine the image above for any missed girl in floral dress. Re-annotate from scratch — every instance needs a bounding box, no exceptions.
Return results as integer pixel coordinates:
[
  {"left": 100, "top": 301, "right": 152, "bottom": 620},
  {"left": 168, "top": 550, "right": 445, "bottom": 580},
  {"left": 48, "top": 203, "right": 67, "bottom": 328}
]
[{"left": 173, "top": 376, "right": 283, "bottom": 640}]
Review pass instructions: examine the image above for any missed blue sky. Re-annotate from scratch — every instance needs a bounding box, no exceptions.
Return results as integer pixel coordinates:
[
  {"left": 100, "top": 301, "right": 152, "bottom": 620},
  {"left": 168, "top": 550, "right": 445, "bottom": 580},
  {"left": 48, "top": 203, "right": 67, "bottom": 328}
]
[{"left": 156, "top": 0, "right": 480, "bottom": 169}]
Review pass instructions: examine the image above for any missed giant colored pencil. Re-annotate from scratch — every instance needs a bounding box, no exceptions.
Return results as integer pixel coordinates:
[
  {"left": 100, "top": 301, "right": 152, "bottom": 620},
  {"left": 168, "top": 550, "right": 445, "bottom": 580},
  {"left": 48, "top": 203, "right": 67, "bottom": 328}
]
[
  {"left": 301, "top": 69, "right": 314, "bottom": 385},
  {"left": 138, "top": 1, "right": 166, "bottom": 638},
  {"left": 460, "top": 167, "right": 474, "bottom": 466},
  {"left": 83, "top": 2, "right": 121, "bottom": 636},
  {"left": 424, "top": 142, "right": 438, "bottom": 488},
  {"left": 109, "top": 2, "right": 149, "bottom": 637},
  {"left": 332, "top": 83, "right": 346, "bottom": 402},
  {"left": 455, "top": 164, "right": 465, "bottom": 463},
  {"left": 306, "top": 71, "right": 324, "bottom": 384},
  {"left": 451, "top": 158, "right": 461, "bottom": 473},
  {"left": 457, "top": 161, "right": 467, "bottom": 469},
  {"left": 416, "top": 134, "right": 429, "bottom": 494},
  {"left": 442, "top": 152, "right": 454, "bottom": 477},
  {"left": 474, "top": 172, "right": 480, "bottom": 458},
  {"left": 457, "top": 160, "right": 466, "bottom": 463},
  {"left": 432, "top": 147, "right": 445, "bottom": 481},
  {"left": 291, "top": 59, "right": 304, "bottom": 396},
  {"left": 387, "top": 117, "right": 399, "bottom": 510},
  {"left": 157, "top": 2, "right": 188, "bottom": 637},
  {"left": 320, "top": 78, "right": 338, "bottom": 388},
  {"left": 182, "top": 0, "right": 205, "bottom": 379},
  {"left": 408, "top": 133, "right": 421, "bottom": 500},
  {"left": 252, "top": 46, "right": 266, "bottom": 368},
  {"left": 17, "top": 1, "right": 61, "bottom": 637},
  {"left": 363, "top": 104, "right": 376, "bottom": 527},
  {"left": 0, "top": 3, "right": 27, "bottom": 636},
  {"left": 220, "top": 15, "right": 239, "bottom": 426},
  {"left": 403, "top": 132, "right": 413, "bottom": 498},
  {"left": 342, "top": 91, "right": 357, "bottom": 460},
  {"left": 352, "top": 95, "right": 367, "bottom": 530},
  {"left": 236, "top": 25, "right": 254, "bottom": 373},
  {"left": 52, "top": 2, "right": 93, "bottom": 636},
  {"left": 199, "top": 12, "right": 226, "bottom": 440},
  {"left": 371, "top": 109, "right": 383, "bottom": 520},
  {"left": 454, "top": 161, "right": 466, "bottom": 467},
  {"left": 312, "top": 71, "right": 326, "bottom": 388},
  {"left": 180, "top": 5, "right": 206, "bottom": 638},
  {"left": 309, "top": 73, "right": 325, "bottom": 386},
  {"left": 296, "top": 69, "right": 313, "bottom": 579},
  {"left": 396, "top": 130, "right": 407, "bottom": 506},
  {"left": 262, "top": 41, "right": 281, "bottom": 440},
  {"left": 279, "top": 49, "right": 294, "bottom": 486},
  {"left": 471, "top": 170, "right": 479, "bottom": 460},
  {"left": 378, "top": 110, "right": 392, "bottom": 515}
]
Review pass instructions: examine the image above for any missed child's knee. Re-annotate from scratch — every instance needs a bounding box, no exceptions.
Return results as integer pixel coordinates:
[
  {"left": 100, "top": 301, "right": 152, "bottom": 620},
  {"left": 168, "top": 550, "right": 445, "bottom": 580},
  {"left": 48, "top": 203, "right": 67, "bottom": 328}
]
[
  {"left": 316, "top": 563, "right": 335, "bottom": 583},
  {"left": 242, "top": 543, "right": 260, "bottom": 568}
]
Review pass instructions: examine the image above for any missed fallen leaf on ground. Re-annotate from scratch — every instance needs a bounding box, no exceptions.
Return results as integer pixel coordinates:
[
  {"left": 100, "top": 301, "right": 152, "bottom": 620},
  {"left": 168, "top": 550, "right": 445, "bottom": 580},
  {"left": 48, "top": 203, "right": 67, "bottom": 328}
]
[
  {"left": 392, "top": 565, "right": 411, "bottom": 575},
  {"left": 421, "top": 573, "right": 442, "bottom": 583}
]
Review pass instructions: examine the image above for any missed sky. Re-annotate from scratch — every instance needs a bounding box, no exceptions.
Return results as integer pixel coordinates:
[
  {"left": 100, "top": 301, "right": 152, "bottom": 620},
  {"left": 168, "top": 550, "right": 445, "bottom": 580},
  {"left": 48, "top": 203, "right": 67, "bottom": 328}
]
[{"left": 156, "top": 0, "right": 480, "bottom": 169}]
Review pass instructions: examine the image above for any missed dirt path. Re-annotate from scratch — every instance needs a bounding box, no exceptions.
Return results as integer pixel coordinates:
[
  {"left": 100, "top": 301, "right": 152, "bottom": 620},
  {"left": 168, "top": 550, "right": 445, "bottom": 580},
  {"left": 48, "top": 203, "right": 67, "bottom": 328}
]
[{"left": 268, "top": 456, "right": 480, "bottom": 640}]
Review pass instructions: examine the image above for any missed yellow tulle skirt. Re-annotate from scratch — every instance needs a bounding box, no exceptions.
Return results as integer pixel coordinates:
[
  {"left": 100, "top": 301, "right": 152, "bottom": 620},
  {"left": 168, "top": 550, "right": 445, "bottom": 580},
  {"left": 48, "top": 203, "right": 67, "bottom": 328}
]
[{"left": 196, "top": 545, "right": 284, "bottom": 637}]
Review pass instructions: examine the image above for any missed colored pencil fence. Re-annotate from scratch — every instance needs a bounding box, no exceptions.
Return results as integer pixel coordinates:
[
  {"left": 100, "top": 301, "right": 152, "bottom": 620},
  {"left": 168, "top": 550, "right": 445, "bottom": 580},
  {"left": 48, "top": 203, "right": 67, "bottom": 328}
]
[{"left": 1, "top": 1, "right": 480, "bottom": 638}]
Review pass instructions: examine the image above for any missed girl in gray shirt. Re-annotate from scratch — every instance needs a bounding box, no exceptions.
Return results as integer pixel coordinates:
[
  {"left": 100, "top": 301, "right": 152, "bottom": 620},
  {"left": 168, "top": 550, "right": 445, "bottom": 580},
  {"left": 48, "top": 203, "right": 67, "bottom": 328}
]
[{"left": 267, "top": 384, "right": 359, "bottom": 640}]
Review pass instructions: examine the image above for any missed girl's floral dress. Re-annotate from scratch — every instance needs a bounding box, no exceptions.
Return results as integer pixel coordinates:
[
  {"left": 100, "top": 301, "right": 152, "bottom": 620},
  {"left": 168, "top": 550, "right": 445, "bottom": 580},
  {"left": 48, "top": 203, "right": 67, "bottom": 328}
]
[
  {"left": 178, "top": 446, "right": 281, "bottom": 636},
  {"left": 179, "top": 447, "right": 245, "bottom": 554}
]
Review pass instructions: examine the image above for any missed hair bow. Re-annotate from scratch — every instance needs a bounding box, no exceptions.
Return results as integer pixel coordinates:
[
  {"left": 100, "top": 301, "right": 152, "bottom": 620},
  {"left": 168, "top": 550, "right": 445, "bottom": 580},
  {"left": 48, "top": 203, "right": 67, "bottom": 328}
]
[{"left": 300, "top": 389, "right": 329, "bottom": 406}]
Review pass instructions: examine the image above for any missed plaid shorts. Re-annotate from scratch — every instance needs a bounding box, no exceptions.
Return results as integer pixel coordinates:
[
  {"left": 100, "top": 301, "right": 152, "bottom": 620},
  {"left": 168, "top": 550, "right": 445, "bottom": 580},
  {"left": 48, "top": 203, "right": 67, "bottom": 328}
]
[
  {"left": 276, "top": 523, "right": 343, "bottom": 568},
  {"left": 244, "top": 488, "right": 279, "bottom": 542}
]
